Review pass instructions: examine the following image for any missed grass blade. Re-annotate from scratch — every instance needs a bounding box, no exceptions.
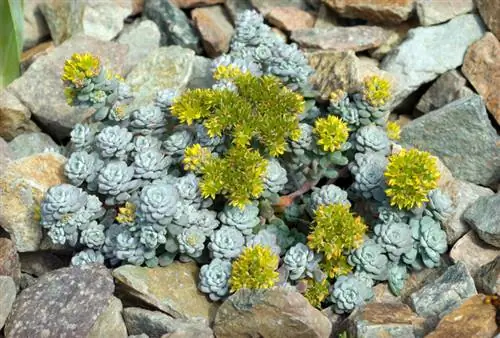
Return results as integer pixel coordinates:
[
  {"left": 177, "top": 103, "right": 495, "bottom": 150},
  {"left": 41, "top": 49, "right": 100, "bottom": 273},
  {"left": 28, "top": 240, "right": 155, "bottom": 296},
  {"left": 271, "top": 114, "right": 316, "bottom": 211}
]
[{"left": 0, "top": 0, "right": 24, "bottom": 89}]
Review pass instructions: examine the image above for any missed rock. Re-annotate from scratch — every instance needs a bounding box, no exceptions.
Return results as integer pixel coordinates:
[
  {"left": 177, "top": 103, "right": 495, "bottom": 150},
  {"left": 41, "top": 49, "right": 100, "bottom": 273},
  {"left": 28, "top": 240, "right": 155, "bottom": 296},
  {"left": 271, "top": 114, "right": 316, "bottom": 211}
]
[
  {"left": 87, "top": 296, "right": 128, "bottom": 338},
  {"left": 0, "top": 89, "right": 40, "bottom": 142},
  {"left": 172, "top": 0, "right": 224, "bottom": 8},
  {"left": 475, "top": 256, "right": 500, "bottom": 294},
  {"left": 0, "top": 138, "right": 13, "bottom": 171},
  {"left": 357, "top": 56, "right": 397, "bottom": 88},
  {"left": 4, "top": 266, "right": 114, "bottom": 337},
  {"left": 416, "top": 0, "right": 475, "bottom": 26},
  {"left": 321, "top": 306, "right": 347, "bottom": 337},
  {"left": 123, "top": 307, "right": 212, "bottom": 338},
  {"left": 20, "top": 41, "right": 55, "bottom": 73},
  {"left": 323, "top": 0, "right": 415, "bottom": 24},
  {"left": 113, "top": 262, "right": 217, "bottom": 322},
  {"left": 314, "top": 4, "right": 338, "bottom": 29},
  {"left": 19, "top": 273, "right": 37, "bottom": 290},
  {"left": 462, "top": 32, "right": 500, "bottom": 125},
  {"left": 475, "top": 0, "right": 500, "bottom": 39},
  {"left": 463, "top": 194, "right": 500, "bottom": 248},
  {"left": 370, "top": 20, "right": 418, "bottom": 60},
  {"left": 132, "top": 0, "right": 145, "bottom": 14},
  {"left": 416, "top": 70, "right": 474, "bottom": 114},
  {"left": 143, "top": 0, "right": 201, "bottom": 52},
  {"left": 224, "top": 0, "right": 253, "bottom": 23},
  {"left": 400, "top": 265, "right": 450, "bottom": 304},
  {"left": 0, "top": 238, "right": 21, "bottom": 287},
  {"left": 250, "top": 0, "right": 311, "bottom": 16},
  {"left": 400, "top": 94, "right": 500, "bottom": 187},
  {"left": 291, "top": 26, "right": 391, "bottom": 52},
  {"left": 0, "top": 153, "right": 67, "bottom": 252},
  {"left": 126, "top": 46, "right": 195, "bottom": 111},
  {"left": 409, "top": 262, "right": 477, "bottom": 329},
  {"left": 192, "top": 6, "right": 234, "bottom": 58},
  {"left": 18, "top": 252, "right": 65, "bottom": 277},
  {"left": 8, "top": 132, "right": 60, "bottom": 159},
  {"left": 8, "top": 35, "right": 128, "bottom": 141},
  {"left": 161, "top": 327, "right": 214, "bottom": 338},
  {"left": 381, "top": 14, "right": 486, "bottom": 110},
  {"left": 373, "top": 283, "right": 402, "bottom": 304},
  {"left": 213, "top": 287, "right": 331, "bottom": 338},
  {"left": 425, "top": 294, "right": 497, "bottom": 338},
  {"left": 0, "top": 276, "right": 16, "bottom": 330},
  {"left": 265, "top": 6, "right": 316, "bottom": 32},
  {"left": 118, "top": 20, "right": 161, "bottom": 75},
  {"left": 449, "top": 231, "right": 500, "bottom": 277},
  {"left": 346, "top": 303, "right": 425, "bottom": 338},
  {"left": 23, "top": 0, "right": 50, "bottom": 50},
  {"left": 187, "top": 56, "right": 215, "bottom": 89}
]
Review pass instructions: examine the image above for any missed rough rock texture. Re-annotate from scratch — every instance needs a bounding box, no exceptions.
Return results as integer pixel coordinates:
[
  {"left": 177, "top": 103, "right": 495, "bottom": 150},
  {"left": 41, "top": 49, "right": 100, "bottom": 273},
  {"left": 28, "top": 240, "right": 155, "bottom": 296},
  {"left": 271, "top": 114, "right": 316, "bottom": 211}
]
[
  {"left": 213, "top": 288, "right": 332, "bottom": 338},
  {"left": 373, "top": 283, "right": 402, "bottom": 304},
  {"left": 265, "top": 6, "right": 316, "bottom": 32},
  {"left": 463, "top": 194, "right": 500, "bottom": 248},
  {"left": 19, "top": 252, "right": 65, "bottom": 277},
  {"left": 381, "top": 14, "right": 485, "bottom": 110},
  {"left": 416, "top": 0, "right": 475, "bottom": 26},
  {"left": 476, "top": 0, "right": 500, "bottom": 39},
  {"left": 415, "top": 70, "right": 474, "bottom": 114},
  {"left": 192, "top": 6, "right": 234, "bottom": 58},
  {"left": 113, "top": 262, "right": 218, "bottom": 322},
  {"left": 449, "top": 231, "right": 500, "bottom": 277},
  {"left": 23, "top": 0, "right": 50, "bottom": 50},
  {"left": 19, "top": 273, "right": 37, "bottom": 290},
  {"left": 172, "top": 0, "right": 224, "bottom": 8},
  {"left": 250, "top": 0, "right": 311, "bottom": 16},
  {"left": 224, "top": 0, "right": 253, "bottom": 22},
  {"left": 425, "top": 294, "right": 497, "bottom": 338},
  {"left": 474, "top": 256, "right": 500, "bottom": 294},
  {"left": 400, "top": 94, "right": 500, "bottom": 187},
  {"left": 357, "top": 56, "right": 397, "bottom": 89},
  {"left": 323, "top": 0, "right": 415, "bottom": 24},
  {"left": 0, "top": 89, "right": 40, "bottom": 141},
  {"left": 409, "top": 262, "right": 477, "bottom": 328},
  {"left": 8, "top": 132, "right": 60, "bottom": 159},
  {"left": 462, "top": 32, "right": 500, "bottom": 125},
  {"left": 87, "top": 296, "right": 128, "bottom": 338},
  {"left": 8, "top": 35, "right": 128, "bottom": 141},
  {"left": 0, "top": 276, "right": 16, "bottom": 330},
  {"left": 291, "top": 26, "right": 391, "bottom": 52},
  {"left": 346, "top": 303, "right": 425, "bottom": 338},
  {"left": 399, "top": 265, "right": 450, "bottom": 304},
  {"left": 0, "top": 238, "right": 21, "bottom": 287},
  {"left": 187, "top": 56, "right": 215, "bottom": 89},
  {"left": 0, "top": 153, "right": 67, "bottom": 252},
  {"left": 4, "top": 266, "right": 114, "bottom": 338}
]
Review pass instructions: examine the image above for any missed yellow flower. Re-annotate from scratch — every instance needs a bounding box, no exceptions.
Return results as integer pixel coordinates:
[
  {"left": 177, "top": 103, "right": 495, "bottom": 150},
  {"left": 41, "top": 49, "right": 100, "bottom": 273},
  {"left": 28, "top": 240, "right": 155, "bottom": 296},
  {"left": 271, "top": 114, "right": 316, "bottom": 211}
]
[
  {"left": 362, "top": 75, "right": 391, "bottom": 107},
  {"left": 320, "top": 255, "right": 353, "bottom": 279},
  {"left": 303, "top": 278, "right": 330, "bottom": 308},
  {"left": 329, "top": 89, "right": 346, "bottom": 105},
  {"left": 313, "top": 115, "right": 349, "bottom": 153},
  {"left": 213, "top": 64, "right": 245, "bottom": 80},
  {"left": 386, "top": 121, "right": 401, "bottom": 141},
  {"left": 183, "top": 143, "right": 212, "bottom": 172},
  {"left": 61, "top": 53, "right": 101, "bottom": 88},
  {"left": 116, "top": 202, "right": 136, "bottom": 224}
]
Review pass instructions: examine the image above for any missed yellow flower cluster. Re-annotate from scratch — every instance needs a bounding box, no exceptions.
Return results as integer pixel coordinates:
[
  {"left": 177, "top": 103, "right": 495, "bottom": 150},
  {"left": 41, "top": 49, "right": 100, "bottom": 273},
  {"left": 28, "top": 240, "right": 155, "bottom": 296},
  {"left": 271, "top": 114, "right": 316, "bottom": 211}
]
[
  {"left": 313, "top": 115, "right": 349, "bottom": 153},
  {"left": 362, "top": 75, "right": 391, "bottom": 107},
  {"left": 386, "top": 121, "right": 401, "bottom": 141},
  {"left": 183, "top": 143, "right": 213, "bottom": 172},
  {"left": 61, "top": 53, "right": 101, "bottom": 88},
  {"left": 303, "top": 278, "right": 330, "bottom": 308},
  {"left": 329, "top": 89, "right": 346, "bottom": 105},
  {"left": 320, "top": 255, "right": 352, "bottom": 279},
  {"left": 116, "top": 202, "right": 136, "bottom": 224}
]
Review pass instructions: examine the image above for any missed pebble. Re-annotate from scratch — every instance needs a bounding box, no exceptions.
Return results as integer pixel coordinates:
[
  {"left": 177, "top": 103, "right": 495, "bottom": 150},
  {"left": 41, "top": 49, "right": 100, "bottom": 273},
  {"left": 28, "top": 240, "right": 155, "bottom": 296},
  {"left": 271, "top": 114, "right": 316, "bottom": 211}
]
[{"left": 192, "top": 6, "right": 234, "bottom": 58}]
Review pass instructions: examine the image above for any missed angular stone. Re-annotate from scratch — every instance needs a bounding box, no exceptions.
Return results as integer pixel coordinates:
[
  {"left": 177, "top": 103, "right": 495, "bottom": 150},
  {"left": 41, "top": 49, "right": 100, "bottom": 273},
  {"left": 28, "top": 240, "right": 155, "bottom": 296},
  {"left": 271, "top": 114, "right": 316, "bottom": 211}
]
[
  {"left": 187, "top": 56, "right": 215, "bottom": 89},
  {"left": 474, "top": 256, "right": 500, "bottom": 294},
  {"left": 416, "top": 70, "right": 474, "bottom": 114},
  {"left": 425, "top": 294, "right": 497, "bottom": 338},
  {"left": 8, "top": 35, "right": 128, "bottom": 141},
  {"left": 23, "top": 0, "right": 50, "bottom": 50},
  {"left": 113, "top": 262, "right": 218, "bottom": 322},
  {"left": 323, "top": 0, "right": 415, "bottom": 24},
  {"left": 0, "top": 89, "right": 40, "bottom": 142},
  {"left": 409, "top": 262, "right": 477, "bottom": 328},
  {"left": 320, "top": 306, "right": 347, "bottom": 337},
  {"left": 462, "top": 32, "right": 500, "bottom": 125},
  {"left": 0, "top": 153, "right": 67, "bottom": 252},
  {"left": 0, "top": 238, "right": 21, "bottom": 288},
  {"left": 213, "top": 288, "right": 331, "bottom": 338},
  {"left": 143, "top": 0, "right": 201, "bottom": 52},
  {"left": 126, "top": 46, "right": 195, "bottom": 111},
  {"left": 224, "top": 0, "right": 253, "bottom": 23},
  {"left": 250, "top": 0, "right": 311, "bottom": 16},
  {"left": 381, "top": 14, "right": 485, "bottom": 110},
  {"left": 416, "top": 0, "right": 475, "bottom": 26},
  {"left": 192, "top": 6, "right": 234, "bottom": 58},
  {"left": 400, "top": 265, "right": 450, "bottom": 304},
  {"left": 172, "top": 0, "right": 224, "bottom": 8},
  {"left": 291, "top": 26, "right": 391, "bottom": 52},
  {"left": 476, "top": 0, "right": 500, "bottom": 39},
  {"left": 266, "top": 6, "right": 316, "bottom": 32},
  {"left": 450, "top": 231, "right": 500, "bottom": 277},
  {"left": 400, "top": 95, "right": 500, "bottom": 187},
  {"left": 87, "top": 296, "right": 128, "bottom": 338},
  {"left": 0, "top": 276, "right": 16, "bottom": 330},
  {"left": 8, "top": 132, "right": 60, "bottom": 160},
  {"left": 463, "top": 194, "right": 500, "bottom": 248},
  {"left": 19, "top": 252, "right": 65, "bottom": 277},
  {"left": 4, "top": 266, "right": 114, "bottom": 337},
  {"left": 161, "top": 327, "right": 214, "bottom": 338}
]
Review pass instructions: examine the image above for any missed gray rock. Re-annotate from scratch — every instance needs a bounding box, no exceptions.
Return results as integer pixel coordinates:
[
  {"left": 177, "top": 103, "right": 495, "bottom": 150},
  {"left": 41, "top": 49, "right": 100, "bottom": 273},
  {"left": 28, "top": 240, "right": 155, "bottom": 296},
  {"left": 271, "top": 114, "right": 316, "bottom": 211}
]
[
  {"left": 381, "top": 14, "right": 485, "bottom": 109},
  {"left": 23, "top": 0, "right": 50, "bottom": 50},
  {"left": 224, "top": 0, "right": 253, "bottom": 23},
  {"left": 474, "top": 256, "right": 500, "bottom": 294},
  {"left": 400, "top": 95, "right": 500, "bottom": 187},
  {"left": 88, "top": 296, "right": 128, "bottom": 338},
  {"left": 143, "top": 0, "right": 201, "bottom": 52},
  {"left": 187, "top": 56, "right": 215, "bottom": 89},
  {"left": 449, "top": 231, "right": 499, "bottom": 277},
  {"left": 8, "top": 132, "right": 60, "bottom": 159},
  {"left": 0, "top": 276, "right": 16, "bottom": 330},
  {"left": 8, "top": 35, "right": 128, "bottom": 141},
  {"left": 19, "top": 252, "right": 65, "bottom": 277},
  {"left": 463, "top": 194, "right": 500, "bottom": 248},
  {"left": 0, "top": 238, "right": 21, "bottom": 288},
  {"left": 408, "top": 262, "right": 477, "bottom": 329},
  {"left": 416, "top": 0, "right": 475, "bottom": 26},
  {"left": 4, "top": 266, "right": 114, "bottom": 337},
  {"left": 0, "top": 89, "right": 40, "bottom": 141},
  {"left": 0, "top": 137, "right": 13, "bottom": 171},
  {"left": 19, "top": 273, "right": 37, "bottom": 290}
]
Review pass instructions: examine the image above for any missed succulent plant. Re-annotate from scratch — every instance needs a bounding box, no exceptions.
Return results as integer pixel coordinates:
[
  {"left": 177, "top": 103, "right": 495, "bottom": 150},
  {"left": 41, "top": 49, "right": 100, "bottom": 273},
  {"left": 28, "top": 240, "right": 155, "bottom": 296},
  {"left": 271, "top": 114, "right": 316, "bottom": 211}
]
[
  {"left": 348, "top": 239, "right": 388, "bottom": 281},
  {"left": 64, "top": 151, "right": 103, "bottom": 189},
  {"left": 136, "top": 183, "right": 179, "bottom": 226},
  {"left": 410, "top": 216, "right": 447, "bottom": 268},
  {"left": 177, "top": 227, "right": 206, "bottom": 258},
  {"left": 139, "top": 225, "right": 167, "bottom": 249},
  {"left": 263, "top": 159, "right": 288, "bottom": 194},
  {"left": 80, "top": 221, "right": 105, "bottom": 248},
  {"left": 387, "top": 263, "right": 408, "bottom": 296},
  {"left": 329, "top": 274, "right": 374, "bottom": 314},
  {"left": 97, "top": 161, "right": 141, "bottom": 205},
  {"left": 70, "top": 123, "right": 95, "bottom": 152},
  {"left": 95, "top": 125, "right": 133, "bottom": 160},
  {"left": 425, "top": 189, "right": 453, "bottom": 222},
  {"left": 132, "top": 149, "right": 171, "bottom": 180},
  {"left": 355, "top": 125, "right": 390, "bottom": 155},
  {"left": 71, "top": 249, "right": 105, "bottom": 266},
  {"left": 283, "top": 243, "right": 320, "bottom": 280},
  {"left": 374, "top": 221, "right": 415, "bottom": 262},
  {"left": 130, "top": 105, "right": 166, "bottom": 135},
  {"left": 349, "top": 152, "right": 388, "bottom": 201},
  {"left": 163, "top": 130, "right": 193, "bottom": 157},
  {"left": 155, "top": 88, "right": 180, "bottom": 111},
  {"left": 198, "top": 258, "right": 232, "bottom": 301},
  {"left": 218, "top": 203, "right": 260, "bottom": 236},
  {"left": 309, "top": 184, "right": 350, "bottom": 212},
  {"left": 208, "top": 226, "right": 245, "bottom": 260}
]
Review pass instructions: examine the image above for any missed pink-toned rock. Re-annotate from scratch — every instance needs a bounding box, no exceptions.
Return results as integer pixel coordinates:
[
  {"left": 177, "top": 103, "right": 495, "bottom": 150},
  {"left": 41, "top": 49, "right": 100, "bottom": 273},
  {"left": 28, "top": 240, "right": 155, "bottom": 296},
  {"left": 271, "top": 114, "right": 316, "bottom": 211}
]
[
  {"left": 265, "top": 6, "right": 316, "bottom": 32},
  {"left": 476, "top": 0, "right": 500, "bottom": 39},
  {"left": 192, "top": 6, "right": 234, "bottom": 57},
  {"left": 450, "top": 231, "right": 500, "bottom": 276},
  {"left": 250, "top": 0, "right": 310, "bottom": 16},
  {"left": 416, "top": 0, "right": 474, "bottom": 26},
  {"left": 291, "top": 26, "right": 391, "bottom": 52},
  {"left": 323, "top": 0, "right": 415, "bottom": 24},
  {"left": 0, "top": 238, "right": 21, "bottom": 287},
  {"left": 172, "top": 0, "right": 224, "bottom": 8},
  {"left": 462, "top": 32, "right": 500, "bottom": 125}
]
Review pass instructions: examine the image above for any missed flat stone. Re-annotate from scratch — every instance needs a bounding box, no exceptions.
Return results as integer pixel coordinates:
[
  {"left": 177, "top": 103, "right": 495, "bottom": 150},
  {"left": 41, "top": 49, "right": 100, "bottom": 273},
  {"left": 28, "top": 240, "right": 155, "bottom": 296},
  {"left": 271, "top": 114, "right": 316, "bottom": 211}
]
[
  {"left": 0, "top": 89, "right": 40, "bottom": 142},
  {"left": 416, "top": 0, "right": 475, "bottom": 26},
  {"left": 425, "top": 294, "right": 497, "bottom": 338},
  {"left": 0, "top": 238, "right": 21, "bottom": 288},
  {"left": 400, "top": 94, "right": 500, "bottom": 187},
  {"left": 19, "top": 252, "right": 65, "bottom": 277},
  {"left": 323, "top": 0, "right": 415, "bottom": 24},
  {"left": 8, "top": 132, "right": 60, "bottom": 159},
  {"left": 23, "top": 0, "right": 50, "bottom": 50},
  {"left": 416, "top": 70, "right": 474, "bottom": 114},
  {"left": 143, "top": 0, "right": 201, "bottom": 52},
  {"left": 291, "top": 26, "right": 391, "bottom": 52},
  {"left": 462, "top": 32, "right": 500, "bottom": 125},
  {"left": 0, "top": 276, "right": 16, "bottom": 330},
  {"left": 172, "top": 0, "right": 224, "bottom": 8},
  {"left": 409, "top": 262, "right": 477, "bottom": 329},
  {"left": 8, "top": 35, "right": 128, "bottom": 141},
  {"left": 4, "top": 266, "right": 114, "bottom": 337},
  {"left": 224, "top": 0, "right": 253, "bottom": 23},
  {"left": 250, "top": 0, "right": 311, "bottom": 16},
  {"left": 0, "top": 153, "right": 67, "bottom": 252},
  {"left": 187, "top": 56, "right": 215, "bottom": 89},
  {"left": 450, "top": 231, "right": 500, "bottom": 277},
  {"left": 476, "top": 0, "right": 500, "bottom": 39},
  {"left": 192, "top": 6, "right": 234, "bottom": 58},
  {"left": 381, "top": 14, "right": 485, "bottom": 110},
  {"left": 266, "top": 6, "right": 316, "bottom": 32},
  {"left": 346, "top": 303, "right": 425, "bottom": 338},
  {"left": 87, "top": 296, "right": 128, "bottom": 338},
  {"left": 213, "top": 288, "right": 332, "bottom": 338},
  {"left": 463, "top": 194, "right": 500, "bottom": 248},
  {"left": 314, "top": 4, "right": 338, "bottom": 29},
  {"left": 474, "top": 256, "right": 500, "bottom": 294},
  {"left": 113, "top": 262, "right": 218, "bottom": 322}
]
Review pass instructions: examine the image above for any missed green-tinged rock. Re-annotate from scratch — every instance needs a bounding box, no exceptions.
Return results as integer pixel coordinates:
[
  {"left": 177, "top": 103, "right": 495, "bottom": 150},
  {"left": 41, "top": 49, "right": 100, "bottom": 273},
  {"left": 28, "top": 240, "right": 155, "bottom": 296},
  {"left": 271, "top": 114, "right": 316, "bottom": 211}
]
[
  {"left": 474, "top": 256, "right": 500, "bottom": 294},
  {"left": 87, "top": 296, "right": 128, "bottom": 338},
  {"left": 400, "top": 94, "right": 500, "bottom": 187},
  {"left": 463, "top": 194, "right": 500, "bottom": 248},
  {"left": 0, "top": 276, "right": 16, "bottom": 330},
  {"left": 8, "top": 132, "right": 60, "bottom": 159}
]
